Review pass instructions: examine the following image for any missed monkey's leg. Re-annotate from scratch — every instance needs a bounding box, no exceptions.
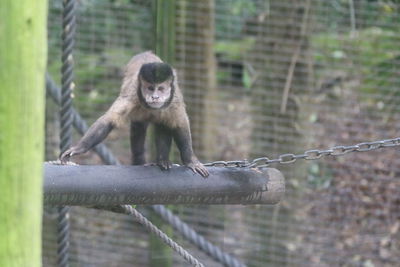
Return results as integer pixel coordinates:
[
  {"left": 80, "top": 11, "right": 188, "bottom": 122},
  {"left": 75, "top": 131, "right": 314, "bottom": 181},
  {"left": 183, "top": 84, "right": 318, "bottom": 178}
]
[
  {"left": 155, "top": 124, "right": 173, "bottom": 170},
  {"left": 173, "top": 127, "right": 209, "bottom": 178},
  {"left": 130, "top": 121, "right": 148, "bottom": 165}
]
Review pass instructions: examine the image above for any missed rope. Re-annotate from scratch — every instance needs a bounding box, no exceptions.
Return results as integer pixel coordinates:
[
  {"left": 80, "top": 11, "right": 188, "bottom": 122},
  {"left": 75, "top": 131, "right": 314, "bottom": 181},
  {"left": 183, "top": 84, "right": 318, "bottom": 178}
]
[
  {"left": 60, "top": 2, "right": 75, "bottom": 152},
  {"left": 118, "top": 205, "right": 204, "bottom": 267},
  {"left": 152, "top": 205, "right": 247, "bottom": 267},
  {"left": 56, "top": 206, "right": 70, "bottom": 267},
  {"left": 58, "top": 0, "right": 76, "bottom": 266}
]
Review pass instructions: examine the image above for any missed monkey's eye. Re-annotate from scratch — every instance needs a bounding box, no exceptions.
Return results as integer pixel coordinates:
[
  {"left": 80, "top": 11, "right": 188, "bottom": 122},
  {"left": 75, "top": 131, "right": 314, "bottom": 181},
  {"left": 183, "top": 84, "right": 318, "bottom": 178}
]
[
  {"left": 158, "top": 86, "right": 165, "bottom": 92},
  {"left": 148, "top": 86, "right": 155, "bottom": 91}
]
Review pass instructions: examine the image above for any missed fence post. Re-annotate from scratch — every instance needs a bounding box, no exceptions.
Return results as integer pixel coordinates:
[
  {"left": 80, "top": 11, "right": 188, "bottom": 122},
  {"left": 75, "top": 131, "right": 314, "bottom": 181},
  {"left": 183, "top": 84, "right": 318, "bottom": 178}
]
[{"left": 0, "top": 0, "right": 47, "bottom": 266}]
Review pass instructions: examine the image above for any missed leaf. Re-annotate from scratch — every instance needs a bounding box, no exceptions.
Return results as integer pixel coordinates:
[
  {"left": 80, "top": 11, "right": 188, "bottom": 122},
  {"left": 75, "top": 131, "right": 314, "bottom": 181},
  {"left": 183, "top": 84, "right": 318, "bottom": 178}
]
[{"left": 243, "top": 68, "right": 252, "bottom": 89}]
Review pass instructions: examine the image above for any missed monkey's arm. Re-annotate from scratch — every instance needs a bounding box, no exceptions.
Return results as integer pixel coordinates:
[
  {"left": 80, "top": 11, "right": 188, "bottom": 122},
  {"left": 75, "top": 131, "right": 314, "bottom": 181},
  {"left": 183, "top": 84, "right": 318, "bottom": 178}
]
[
  {"left": 173, "top": 124, "right": 209, "bottom": 178},
  {"left": 60, "top": 96, "right": 133, "bottom": 163}
]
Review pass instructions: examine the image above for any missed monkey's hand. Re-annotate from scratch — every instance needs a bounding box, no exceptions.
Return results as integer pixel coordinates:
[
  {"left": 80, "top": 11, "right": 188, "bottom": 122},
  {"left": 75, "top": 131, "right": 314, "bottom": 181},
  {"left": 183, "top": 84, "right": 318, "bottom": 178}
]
[
  {"left": 186, "top": 161, "right": 209, "bottom": 178},
  {"left": 59, "top": 145, "right": 87, "bottom": 164},
  {"left": 157, "top": 159, "right": 172, "bottom": 171}
]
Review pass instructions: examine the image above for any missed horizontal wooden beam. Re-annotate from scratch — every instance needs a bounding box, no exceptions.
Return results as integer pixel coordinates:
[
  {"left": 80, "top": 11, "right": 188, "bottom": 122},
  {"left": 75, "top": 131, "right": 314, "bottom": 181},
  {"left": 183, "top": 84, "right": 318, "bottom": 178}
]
[{"left": 44, "top": 164, "right": 285, "bottom": 205}]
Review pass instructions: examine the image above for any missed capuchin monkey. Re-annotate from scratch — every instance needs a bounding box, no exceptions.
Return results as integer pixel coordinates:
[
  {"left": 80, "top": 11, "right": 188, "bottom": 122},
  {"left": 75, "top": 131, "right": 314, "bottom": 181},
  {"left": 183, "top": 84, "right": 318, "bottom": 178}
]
[{"left": 60, "top": 51, "right": 209, "bottom": 178}]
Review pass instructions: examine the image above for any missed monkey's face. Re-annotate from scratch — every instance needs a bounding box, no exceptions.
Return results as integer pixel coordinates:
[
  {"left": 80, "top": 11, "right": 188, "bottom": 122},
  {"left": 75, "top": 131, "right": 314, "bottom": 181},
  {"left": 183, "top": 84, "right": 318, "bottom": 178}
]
[{"left": 140, "top": 78, "right": 173, "bottom": 109}]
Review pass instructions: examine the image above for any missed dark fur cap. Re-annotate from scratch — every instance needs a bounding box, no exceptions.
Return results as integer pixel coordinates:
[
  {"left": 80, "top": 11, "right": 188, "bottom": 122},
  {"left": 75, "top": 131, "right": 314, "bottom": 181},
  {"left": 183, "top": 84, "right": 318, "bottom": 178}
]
[{"left": 139, "top": 62, "right": 173, "bottom": 83}]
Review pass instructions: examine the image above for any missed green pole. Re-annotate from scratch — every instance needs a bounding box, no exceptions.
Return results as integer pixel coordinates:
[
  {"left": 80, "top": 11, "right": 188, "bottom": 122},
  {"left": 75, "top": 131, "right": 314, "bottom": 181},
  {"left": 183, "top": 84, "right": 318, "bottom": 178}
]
[
  {"left": 149, "top": 1, "right": 176, "bottom": 266},
  {"left": 0, "top": 0, "right": 48, "bottom": 266},
  {"left": 154, "top": 0, "right": 176, "bottom": 63}
]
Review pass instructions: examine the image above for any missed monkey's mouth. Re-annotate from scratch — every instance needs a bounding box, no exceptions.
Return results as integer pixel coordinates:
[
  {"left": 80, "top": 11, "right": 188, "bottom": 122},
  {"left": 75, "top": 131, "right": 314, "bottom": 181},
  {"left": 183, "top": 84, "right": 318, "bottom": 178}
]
[{"left": 147, "top": 101, "right": 164, "bottom": 108}]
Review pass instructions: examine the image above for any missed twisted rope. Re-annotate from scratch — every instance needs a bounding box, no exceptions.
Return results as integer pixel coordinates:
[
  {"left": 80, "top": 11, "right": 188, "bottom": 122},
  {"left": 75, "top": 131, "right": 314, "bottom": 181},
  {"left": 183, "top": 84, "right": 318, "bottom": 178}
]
[
  {"left": 152, "top": 205, "right": 246, "bottom": 267},
  {"left": 60, "top": 0, "right": 76, "bottom": 152},
  {"left": 57, "top": 206, "right": 70, "bottom": 267},
  {"left": 58, "top": 0, "right": 76, "bottom": 266},
  {"left": 118, "top": 205, "right": 204, "bottom": 267}
]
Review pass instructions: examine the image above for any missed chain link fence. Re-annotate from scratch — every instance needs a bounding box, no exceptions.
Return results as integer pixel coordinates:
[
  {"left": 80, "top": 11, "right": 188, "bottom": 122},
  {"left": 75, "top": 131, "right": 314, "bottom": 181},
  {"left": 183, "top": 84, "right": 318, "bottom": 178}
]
[{"left": 44, "top": 0, "right": 400, "bottom": 266}]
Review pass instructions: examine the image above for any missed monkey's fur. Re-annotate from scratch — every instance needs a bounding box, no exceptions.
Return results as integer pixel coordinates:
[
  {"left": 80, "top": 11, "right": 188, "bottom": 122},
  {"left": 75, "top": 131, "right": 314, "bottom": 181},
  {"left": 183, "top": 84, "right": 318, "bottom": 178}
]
[{"left": 60, "top": 51, "right": 209, "bottom": 177}]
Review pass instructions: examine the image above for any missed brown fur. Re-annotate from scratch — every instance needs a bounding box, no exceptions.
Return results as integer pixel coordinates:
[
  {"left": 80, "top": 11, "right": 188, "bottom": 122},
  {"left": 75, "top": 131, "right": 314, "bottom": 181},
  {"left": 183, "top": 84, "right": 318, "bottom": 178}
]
[
  {"left": 108, "top": 51, "right": 187, "bottom": 129},
  {"left": 60, "top": 51, "right": 209, "bottom": 177}
]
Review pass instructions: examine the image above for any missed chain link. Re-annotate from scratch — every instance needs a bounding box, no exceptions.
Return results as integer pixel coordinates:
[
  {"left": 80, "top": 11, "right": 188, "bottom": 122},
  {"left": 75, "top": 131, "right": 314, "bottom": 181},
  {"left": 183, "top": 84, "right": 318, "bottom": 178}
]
[{"left": 204, "top": 137, "right": 400, "bottom": 168}]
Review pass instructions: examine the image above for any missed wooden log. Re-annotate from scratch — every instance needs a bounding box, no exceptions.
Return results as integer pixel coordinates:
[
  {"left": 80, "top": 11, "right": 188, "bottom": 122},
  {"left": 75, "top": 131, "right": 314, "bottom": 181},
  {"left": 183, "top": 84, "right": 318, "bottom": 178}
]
[{"left": 44, "top": 164, "right": 285, "bottom": 205}]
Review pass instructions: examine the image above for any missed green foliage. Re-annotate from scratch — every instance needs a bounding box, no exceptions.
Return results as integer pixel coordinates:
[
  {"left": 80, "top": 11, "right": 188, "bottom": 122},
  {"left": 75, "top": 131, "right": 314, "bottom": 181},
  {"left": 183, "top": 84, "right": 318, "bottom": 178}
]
[
  {"left": 313, "top": 27, "right": 398, "bottom": 74},
  {"left": 215, "top": 38, "right": 256, "bottom": 88},
  {"left": 312, "top": 26, "right": 400, "bottom": 115},
  {"left": 242, "top": 66, "right": 253, "bottom": 89},
  {"left": 307, "top": 163, "right": 333, "bottom": 189},
  {"left": 363, "top": 54, "right": 400, "bottom": 115},
  {"left": 214, "top": 38, "right": 255, "bottom": 61},
  {"left": 315, "top": 0, "right": 400, "bottom": 32}
]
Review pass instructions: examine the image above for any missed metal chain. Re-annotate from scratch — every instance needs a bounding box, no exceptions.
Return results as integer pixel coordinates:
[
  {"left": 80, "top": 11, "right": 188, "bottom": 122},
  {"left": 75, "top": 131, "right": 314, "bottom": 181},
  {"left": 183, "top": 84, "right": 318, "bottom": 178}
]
[{"left": 204, "top": 137, "right": 400, "bottom": 168}]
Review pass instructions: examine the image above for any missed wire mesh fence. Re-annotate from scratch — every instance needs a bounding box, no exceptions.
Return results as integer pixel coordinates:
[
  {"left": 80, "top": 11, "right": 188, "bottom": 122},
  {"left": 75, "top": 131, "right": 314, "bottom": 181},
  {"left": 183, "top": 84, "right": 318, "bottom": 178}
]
[{"left": 44, "top": 0, "right": 400, "bottom": 266}]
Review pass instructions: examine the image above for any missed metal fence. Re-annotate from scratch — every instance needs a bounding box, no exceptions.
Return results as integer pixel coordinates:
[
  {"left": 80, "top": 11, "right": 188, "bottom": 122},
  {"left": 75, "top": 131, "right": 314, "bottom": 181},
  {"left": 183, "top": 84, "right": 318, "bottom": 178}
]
[{"left": 44, "top": 0, "right": 400, "bottom": 266}]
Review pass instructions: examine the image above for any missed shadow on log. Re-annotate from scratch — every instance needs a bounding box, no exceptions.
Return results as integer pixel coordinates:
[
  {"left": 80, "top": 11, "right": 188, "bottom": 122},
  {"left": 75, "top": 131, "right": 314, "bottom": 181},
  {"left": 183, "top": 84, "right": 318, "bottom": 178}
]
[{"left": 44, "top": 164, "right": 285, "bottom": 205}]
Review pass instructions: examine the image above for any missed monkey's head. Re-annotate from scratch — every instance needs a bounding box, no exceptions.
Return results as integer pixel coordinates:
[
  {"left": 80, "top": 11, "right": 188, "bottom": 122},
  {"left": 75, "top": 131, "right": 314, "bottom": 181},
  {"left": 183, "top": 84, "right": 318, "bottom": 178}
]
[{"left": 138, "top": 62, "right": 174, "bottom": 109}]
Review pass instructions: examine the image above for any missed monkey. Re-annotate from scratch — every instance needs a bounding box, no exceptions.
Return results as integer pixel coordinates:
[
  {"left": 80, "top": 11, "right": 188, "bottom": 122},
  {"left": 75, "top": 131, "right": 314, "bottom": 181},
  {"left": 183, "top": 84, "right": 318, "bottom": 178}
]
[{"left": 60, "top": 51, "right": 209, "bottom": 178}]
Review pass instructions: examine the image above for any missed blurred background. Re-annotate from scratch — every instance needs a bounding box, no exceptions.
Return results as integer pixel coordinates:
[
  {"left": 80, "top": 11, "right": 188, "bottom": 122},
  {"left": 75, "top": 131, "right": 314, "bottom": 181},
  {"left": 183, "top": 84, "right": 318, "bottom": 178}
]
[{"left": 44, "top": 0, "right": 400, "bottom": 266}]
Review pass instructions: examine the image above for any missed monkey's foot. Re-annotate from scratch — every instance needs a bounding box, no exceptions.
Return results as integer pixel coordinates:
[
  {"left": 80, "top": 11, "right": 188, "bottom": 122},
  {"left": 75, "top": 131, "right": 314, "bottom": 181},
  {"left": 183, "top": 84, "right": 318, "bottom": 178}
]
[
  {"left": 157, "top": 159, "right": 172, "bottom": 171},
  {"left": 186, "top": 162, "right": 209, "bottom": 178}
]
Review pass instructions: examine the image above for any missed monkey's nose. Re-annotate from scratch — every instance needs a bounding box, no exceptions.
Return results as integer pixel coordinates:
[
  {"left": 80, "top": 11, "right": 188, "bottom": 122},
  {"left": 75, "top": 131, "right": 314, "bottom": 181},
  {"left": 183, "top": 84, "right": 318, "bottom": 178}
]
[{"left": 152, "top": 95, "right": 159, "bottom": 100}]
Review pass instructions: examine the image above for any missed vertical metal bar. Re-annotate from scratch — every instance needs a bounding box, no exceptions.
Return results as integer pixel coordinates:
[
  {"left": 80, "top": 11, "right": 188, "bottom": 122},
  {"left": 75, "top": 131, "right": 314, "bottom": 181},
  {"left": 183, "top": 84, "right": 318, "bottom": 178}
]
[{"left": 58, "top": 0, "right": 76, "bottom": 266}]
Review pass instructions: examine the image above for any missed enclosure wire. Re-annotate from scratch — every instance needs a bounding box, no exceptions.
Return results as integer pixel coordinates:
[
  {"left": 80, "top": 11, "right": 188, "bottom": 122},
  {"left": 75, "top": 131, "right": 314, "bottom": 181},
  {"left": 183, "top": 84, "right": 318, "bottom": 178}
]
[
  {"left": 58, "top": 0, "right": 76, "bottom": 266},
  {"left": 46, "top": 74, "right": 248, "bottom": 267},
  {"left": 50, "top": 71, "right": 400, "bottom": 265}
]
